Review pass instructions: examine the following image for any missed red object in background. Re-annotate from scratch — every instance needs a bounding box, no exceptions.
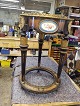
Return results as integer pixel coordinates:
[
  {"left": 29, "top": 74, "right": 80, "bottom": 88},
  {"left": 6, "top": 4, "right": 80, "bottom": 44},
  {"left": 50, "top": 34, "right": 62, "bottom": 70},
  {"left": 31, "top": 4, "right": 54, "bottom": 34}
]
[
  {"left": 74, "top": 29, "right": 80, "bottom": 38},
  {"left": 0, "top": 32, "right": 5, "bottom": 37}
]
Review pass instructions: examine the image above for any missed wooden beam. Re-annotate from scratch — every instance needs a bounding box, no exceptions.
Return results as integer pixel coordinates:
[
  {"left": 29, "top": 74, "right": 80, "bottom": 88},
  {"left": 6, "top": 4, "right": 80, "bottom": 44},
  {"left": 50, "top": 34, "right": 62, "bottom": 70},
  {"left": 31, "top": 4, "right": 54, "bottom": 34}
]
[{"left": 12, "top": 102, "right": 80, "bottom": 106}]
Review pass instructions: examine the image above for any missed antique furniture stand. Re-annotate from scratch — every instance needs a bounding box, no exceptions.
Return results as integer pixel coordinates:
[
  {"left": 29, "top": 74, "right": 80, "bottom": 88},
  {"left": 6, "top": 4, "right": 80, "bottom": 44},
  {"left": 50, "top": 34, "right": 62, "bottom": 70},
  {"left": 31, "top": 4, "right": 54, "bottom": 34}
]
[{"left": 19, "top": 13, "right": 70, "bottom": 93}]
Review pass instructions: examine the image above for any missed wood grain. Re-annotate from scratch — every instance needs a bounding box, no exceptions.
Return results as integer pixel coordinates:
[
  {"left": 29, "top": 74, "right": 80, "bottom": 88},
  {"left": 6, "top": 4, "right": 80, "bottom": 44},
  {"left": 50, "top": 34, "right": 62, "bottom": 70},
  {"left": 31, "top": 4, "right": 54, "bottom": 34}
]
[{"left": 12, "top": 102, "right": 80, "bottom": 106}]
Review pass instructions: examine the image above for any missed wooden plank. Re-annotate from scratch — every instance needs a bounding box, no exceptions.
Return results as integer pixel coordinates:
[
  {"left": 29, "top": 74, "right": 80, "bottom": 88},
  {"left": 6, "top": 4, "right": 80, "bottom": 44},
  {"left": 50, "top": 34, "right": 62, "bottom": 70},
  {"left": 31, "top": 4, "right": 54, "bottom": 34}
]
[
  {"left": 0, "top": 37, "right": 51, "bottom": 49},
  {"left": 12, "top": 104, "right": 38, "bottom": 106},
  {"left": 20, "top": 13, "right": 73, "bottom": 21},
  {"left": 0, "top": 37, "right": 52, "bottom": 57},
  {"left": 12, "top": 102, "right": 80, "bottom": 106}
]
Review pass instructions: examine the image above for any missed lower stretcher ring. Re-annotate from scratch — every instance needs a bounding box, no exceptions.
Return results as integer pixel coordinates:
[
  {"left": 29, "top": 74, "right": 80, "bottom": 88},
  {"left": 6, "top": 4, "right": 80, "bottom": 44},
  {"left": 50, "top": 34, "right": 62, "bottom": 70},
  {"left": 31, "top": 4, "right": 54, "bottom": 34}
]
[{"left": 19, "top": 66, "right": 60, "bottom": 93}]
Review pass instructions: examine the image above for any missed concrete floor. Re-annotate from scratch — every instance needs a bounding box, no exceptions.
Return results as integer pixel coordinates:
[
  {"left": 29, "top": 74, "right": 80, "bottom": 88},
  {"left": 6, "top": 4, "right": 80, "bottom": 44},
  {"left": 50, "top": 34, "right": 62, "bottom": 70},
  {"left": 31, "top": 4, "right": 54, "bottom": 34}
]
[{"left": 0, "top": 67, "right": 13, "bottom": 106}]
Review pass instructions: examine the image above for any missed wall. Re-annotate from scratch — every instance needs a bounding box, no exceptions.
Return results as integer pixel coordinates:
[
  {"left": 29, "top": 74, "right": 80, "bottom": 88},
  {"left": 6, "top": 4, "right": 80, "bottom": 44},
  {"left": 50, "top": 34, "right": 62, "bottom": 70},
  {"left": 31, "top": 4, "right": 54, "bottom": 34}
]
[
  {"left": 49, "top": 0, "right": 56, "bottom": 14},
  {"left": 57, "top": 0, "right": 80, "bottom": 7},
  {"left": 57, "top": 0, "right": 65, "bottom": 7},
  {"left": 65, "top": 0, "right": 80, "bottom": 7},
  {"left": 0, "top": 9, "right": 21, "bottom": 26}
]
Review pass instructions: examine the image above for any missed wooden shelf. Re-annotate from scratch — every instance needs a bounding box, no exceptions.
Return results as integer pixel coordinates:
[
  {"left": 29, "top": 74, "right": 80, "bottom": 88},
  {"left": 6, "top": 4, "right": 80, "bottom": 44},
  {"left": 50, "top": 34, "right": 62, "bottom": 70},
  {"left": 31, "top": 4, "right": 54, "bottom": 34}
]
[
  {"left": 57, "top": 5, "right": 80, "bottom": 36},
  {"left": 0, "top": 36, "right": 52, "bottom": 57},
  {"left": 0, "top": 50, "right": 48, "bottom": 57}
]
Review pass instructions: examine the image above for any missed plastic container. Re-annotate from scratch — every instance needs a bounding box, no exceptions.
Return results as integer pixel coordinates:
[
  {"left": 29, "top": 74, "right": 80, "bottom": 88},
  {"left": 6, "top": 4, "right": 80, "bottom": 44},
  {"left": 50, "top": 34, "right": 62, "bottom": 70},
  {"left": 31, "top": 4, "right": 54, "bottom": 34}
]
[
  {"left": 1, "top": 49, "right": 10, "bottom": 54},
  {"left": 1, "top": 59, "right": 11, "bottom": 67}
]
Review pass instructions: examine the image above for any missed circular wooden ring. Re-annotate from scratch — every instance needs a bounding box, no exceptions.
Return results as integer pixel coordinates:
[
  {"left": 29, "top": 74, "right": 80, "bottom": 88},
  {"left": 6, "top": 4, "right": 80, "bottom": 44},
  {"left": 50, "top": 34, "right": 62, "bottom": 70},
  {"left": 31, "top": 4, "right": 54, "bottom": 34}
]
[{"left": 19, "top": 66, "right": 60, "bottom": 93}]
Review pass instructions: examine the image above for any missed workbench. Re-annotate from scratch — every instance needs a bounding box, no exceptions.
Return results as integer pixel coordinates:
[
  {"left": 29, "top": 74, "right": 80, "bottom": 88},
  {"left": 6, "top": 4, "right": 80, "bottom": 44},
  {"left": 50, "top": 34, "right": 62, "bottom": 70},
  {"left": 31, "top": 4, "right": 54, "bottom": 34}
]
[
  {"left": 11, "top": 57, "right": 80, "bottom": 106},
  {"left": 0, "top": 36, "right": 51, "bottom": 57}
]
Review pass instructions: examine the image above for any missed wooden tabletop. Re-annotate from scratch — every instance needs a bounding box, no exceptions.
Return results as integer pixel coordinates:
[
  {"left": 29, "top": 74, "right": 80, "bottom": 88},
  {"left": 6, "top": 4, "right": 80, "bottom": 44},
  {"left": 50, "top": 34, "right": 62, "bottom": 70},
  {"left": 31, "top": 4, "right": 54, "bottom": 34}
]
[{"left": 12, "top": 102, "right": 80, "bottom": 106}]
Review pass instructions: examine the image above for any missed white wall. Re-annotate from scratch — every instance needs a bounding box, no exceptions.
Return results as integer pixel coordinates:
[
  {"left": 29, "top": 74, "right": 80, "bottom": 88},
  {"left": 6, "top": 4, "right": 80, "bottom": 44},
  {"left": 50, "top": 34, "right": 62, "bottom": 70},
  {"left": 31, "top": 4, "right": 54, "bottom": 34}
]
[
  {"left": 49, "top": 0, "right": 56, "bottom": 14},
  {"left": 0, "top": 9, "right": 21, "bottom": 25}
]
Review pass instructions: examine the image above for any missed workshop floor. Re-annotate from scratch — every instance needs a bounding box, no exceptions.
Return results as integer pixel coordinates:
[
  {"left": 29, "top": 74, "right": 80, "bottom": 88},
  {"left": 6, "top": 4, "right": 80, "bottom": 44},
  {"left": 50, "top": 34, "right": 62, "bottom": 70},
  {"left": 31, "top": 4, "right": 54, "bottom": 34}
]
[{"left": 0, "top": 67, "right": 13, "bottom": 106}]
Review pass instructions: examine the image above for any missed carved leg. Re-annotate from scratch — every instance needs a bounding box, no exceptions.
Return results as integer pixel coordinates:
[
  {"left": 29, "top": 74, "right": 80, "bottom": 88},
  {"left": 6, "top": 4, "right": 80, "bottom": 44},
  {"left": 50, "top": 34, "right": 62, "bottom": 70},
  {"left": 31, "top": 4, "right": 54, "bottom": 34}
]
[
  {"left": 57, "top": 52, "right": 65, "bottom": 78},
  {"left": 38, "top": 33, "right": 44, "bottom": 72},
  {"left": 57, "top": 48, "right": 67, "bottom": 82},
  {"left": 21, "top": 49, "right": 27, "bottom": 81},
  {"left": 20, "top": 36, "right": 28, "bottom": 82},
  {"left": 38, "top": 39, "right": 44, "bottom": 67}
]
